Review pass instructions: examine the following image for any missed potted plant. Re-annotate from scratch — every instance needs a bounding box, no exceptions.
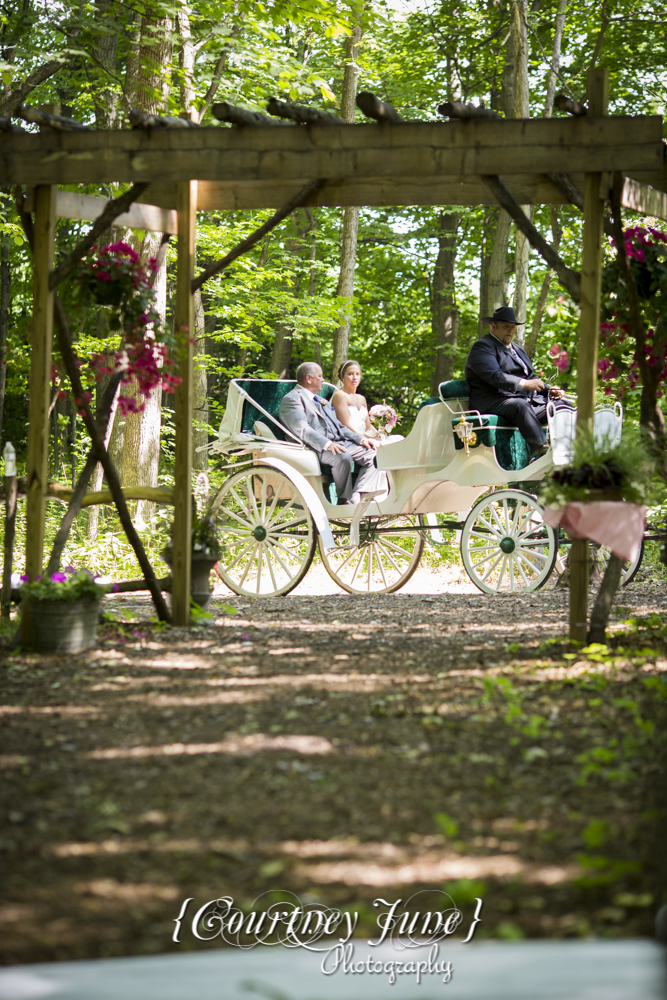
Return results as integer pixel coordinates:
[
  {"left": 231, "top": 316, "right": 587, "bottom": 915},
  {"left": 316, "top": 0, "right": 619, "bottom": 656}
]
[
  {"left": 161, "top": 512, "right": 221, "bottom": 612},
  {"left": 19, "top": 568, "right": 107, "bottom": 653},
  {"left": 539, "top": 429, "right": 649, "bottom": 508}
]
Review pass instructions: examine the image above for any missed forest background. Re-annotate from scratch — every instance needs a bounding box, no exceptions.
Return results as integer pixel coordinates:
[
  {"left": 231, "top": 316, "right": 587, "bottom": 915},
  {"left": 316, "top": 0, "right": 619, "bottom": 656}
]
[{"left": 0, "top": 0, "right": 666, "bottom": 578}]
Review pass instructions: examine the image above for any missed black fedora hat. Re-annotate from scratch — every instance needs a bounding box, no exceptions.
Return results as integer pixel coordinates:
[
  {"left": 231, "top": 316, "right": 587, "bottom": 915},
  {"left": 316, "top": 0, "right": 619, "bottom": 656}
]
[{"left": 481, "top": 306, "right": 525, "bottom": 326}]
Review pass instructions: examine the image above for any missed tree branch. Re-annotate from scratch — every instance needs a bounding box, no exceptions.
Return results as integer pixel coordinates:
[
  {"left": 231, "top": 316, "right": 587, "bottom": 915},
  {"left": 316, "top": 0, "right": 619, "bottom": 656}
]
[
  {"left": 192, "top": 178, "right": 326, "bottom": 293},
  {"left": 0, "top": 57, "right": 72, "bottom": 117},
  {"left": 49, "top": 182, "right": 150, "bottom": 289},
  {"left": 481, "top": 174, "right": 581, "bottom": 302}
]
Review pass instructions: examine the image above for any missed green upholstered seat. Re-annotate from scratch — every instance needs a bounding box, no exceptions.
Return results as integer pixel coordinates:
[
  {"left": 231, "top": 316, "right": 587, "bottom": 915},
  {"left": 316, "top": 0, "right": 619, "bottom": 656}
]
[
  {"left": 439, "top": 379, "right": 470, "bottom": 401},
  {"left": 452, "top": 414, "right": 532, "bottom": 472},
  {"left": 236, "top": 379, "right": 335, "bottom": 441}
]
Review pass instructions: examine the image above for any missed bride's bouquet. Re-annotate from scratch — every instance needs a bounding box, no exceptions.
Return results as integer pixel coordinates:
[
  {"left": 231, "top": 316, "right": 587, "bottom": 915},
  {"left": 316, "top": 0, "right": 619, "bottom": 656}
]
[{"left": 369, "top": 400, "right": 399, "bottom": 437}]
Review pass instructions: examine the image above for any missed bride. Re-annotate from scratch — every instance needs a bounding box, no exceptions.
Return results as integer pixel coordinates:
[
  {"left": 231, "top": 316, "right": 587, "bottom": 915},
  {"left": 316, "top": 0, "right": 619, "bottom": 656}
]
[{"left": 331, "top": 360, "right": 378, "bottom": 439}]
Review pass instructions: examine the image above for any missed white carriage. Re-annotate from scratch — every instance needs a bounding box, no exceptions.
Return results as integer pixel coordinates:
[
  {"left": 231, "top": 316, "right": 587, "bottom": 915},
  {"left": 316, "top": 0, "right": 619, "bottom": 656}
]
[{"left": 208, "top": 377, "right": 628, "bottom": 597}]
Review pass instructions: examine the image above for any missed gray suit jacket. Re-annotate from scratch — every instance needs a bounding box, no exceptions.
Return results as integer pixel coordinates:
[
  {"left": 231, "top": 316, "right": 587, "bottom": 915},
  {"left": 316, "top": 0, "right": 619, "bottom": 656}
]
[{"left": 279, "top": 385, "right": 363, "bottom": 454}]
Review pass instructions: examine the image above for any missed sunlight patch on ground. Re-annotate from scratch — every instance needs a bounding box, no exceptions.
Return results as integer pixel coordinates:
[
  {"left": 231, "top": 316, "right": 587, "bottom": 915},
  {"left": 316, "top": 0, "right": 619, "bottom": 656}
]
[
  {"left": 73, "top": 879, "right": 179, "bottom": 902},
  {"left": 86, "top": 732, "right": 335, "bottom": 760},
  {"left": 294, "top": 854, "right": 582, "bottom": 887}
]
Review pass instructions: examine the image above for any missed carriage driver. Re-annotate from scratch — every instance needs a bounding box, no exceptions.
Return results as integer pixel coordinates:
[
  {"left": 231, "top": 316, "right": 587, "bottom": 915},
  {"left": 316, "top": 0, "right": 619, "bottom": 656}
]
[
  {"left": 279, "top": 362, "right": 380, "bottom": 505},
  {"left": 464, "top": 306, "right": 572, "bottom": 458}
]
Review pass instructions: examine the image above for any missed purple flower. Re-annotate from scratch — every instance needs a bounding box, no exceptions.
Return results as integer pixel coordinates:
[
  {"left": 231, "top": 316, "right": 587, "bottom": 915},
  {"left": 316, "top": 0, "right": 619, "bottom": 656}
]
[
  {"left": 20, "top": 574, "right": 29, "bottom": 582},
  {"left": 113, "top": 582, "right": 120, "bottom": 593},
  {"left": 51, "top": 572, "right": 67, "bottom": 582},
  {"left": 64, "top": 565, "right": 76, "bottom": 574}
]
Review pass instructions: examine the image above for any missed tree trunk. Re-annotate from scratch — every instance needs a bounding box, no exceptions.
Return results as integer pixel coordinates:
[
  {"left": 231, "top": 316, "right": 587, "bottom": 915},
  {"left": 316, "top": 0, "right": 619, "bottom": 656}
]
[
  {"left": 120, "top": 14, "right": 172, "bottom": 524},
  {"left": 125, "top": 7, "right": 173, "bottom": 116},
  {"left": 270, "top": 210, "right": 313, "bottom": 377},
  {"left": 588, "top": 553, "right": 624, "bottom": 643},
  {"left": 121, "top": 231, "right": 166, "bottom": 528},
  {"left": 0, "top": 239, "right": 8, "bottom": 451},
  {"left": 545, "top": 0, "right": 568, "bottom": 119},
  {"left": 431, "top": 211, "right": 460, "bottom": 391},
  {"left": 93, "top": 0, "right": 120, "bottom": 128},
  {"left": 331, "top": 22, "right": 362, "bottom": 379},
  {"left": 192, "top": 288, "right": 208, "bottom": 471},
  {"left": 526, "top": 208, "right": 563, "bottom": 357},
  {"left": 485, "top": 210, "right": 512, "bottom": 317},
  {"left": 523, "top": 0, "right": 568, "bottom": 358}
]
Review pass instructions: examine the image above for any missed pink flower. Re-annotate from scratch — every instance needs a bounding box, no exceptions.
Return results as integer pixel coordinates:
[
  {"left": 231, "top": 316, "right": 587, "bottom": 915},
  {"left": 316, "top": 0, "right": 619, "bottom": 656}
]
[
  {"left": 549, "top": 343, "right": 560, "bottom": 357},
  {"left": 51, "top": 572, "right": 67, "bottom": 582}
]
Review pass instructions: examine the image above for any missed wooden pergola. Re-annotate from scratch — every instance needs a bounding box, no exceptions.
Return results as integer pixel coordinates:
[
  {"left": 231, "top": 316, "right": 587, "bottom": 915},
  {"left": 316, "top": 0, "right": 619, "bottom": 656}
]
[{"left": 2, "top": 68, "right": 666, "bottom": 638}]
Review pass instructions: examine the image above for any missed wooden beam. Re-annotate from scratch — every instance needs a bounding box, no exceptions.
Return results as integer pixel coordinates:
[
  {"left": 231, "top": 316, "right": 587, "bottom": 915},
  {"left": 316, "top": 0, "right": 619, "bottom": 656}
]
[
  {"left": 0, "top": 117, "right": 661, "bottom": 187},
  {"left": 570, "top": 67, "right": 609, "bottom": 644},
  {"left": 615, "top": 175, "right": 667, "bottom": 221},
  {"left": 172, "top": 181, "right": 196, "bottom": 626},
  {"left": 55, "top": 189, "right": 177, "bottom": 233},
  {"left": 141, "top": 174, "right": 594, "bottom": 211},
  {"left": 25, "top": 185, "right": 56, "bottom": 581}
]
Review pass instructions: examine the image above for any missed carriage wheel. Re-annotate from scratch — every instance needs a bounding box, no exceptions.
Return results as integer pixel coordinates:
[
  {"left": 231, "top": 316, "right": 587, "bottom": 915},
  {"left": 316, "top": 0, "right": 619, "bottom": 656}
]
[
  {"left": 318, "top": 514, "right": 425, "bottom": 594},
  {"left": 461, "top": 489, "right": 557, "bottom": 594},
  {"left": 589, "top": 540, "right": 645, "bottom": 587},
  {"left": 211, "top": 466, "right": 316, "bottom": 597}
]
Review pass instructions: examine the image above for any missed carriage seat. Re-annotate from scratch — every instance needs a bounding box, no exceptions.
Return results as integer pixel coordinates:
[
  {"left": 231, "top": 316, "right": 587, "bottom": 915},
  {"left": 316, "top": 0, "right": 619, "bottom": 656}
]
[
  {"left": 235, "top": 378, "right": 341, "bottom": 501},
  {"left": 236, "top": 378, "right": 336, "bottom": 441},
  {"left": 437, "top": 379, "right": 532, "bottom": 473}
]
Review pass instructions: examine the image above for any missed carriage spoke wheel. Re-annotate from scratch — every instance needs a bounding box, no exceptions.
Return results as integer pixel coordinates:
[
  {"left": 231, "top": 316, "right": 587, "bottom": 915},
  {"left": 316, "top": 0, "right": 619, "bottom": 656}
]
[
  {"left": 588, "top": 540, "right": 645, "bottom": 587},
  {"left": 211, "top": 466, "right": 316, "bottom": 597},
  {"left": 461, "top": 489, "right": 557, "bottom": 594},
  {"left": 318, "top": 514, "right": 425, "bottom": 594}
]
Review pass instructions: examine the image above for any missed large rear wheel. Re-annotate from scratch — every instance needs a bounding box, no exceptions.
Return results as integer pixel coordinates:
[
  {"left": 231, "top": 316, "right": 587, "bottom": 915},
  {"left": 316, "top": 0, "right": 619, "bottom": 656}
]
[
  {"left": 211, "top": 466, "right": 316, "bottom": 597},
  {"left": 461, "top": 489, "right": 557, "bottom": 594},
  {"left": 319, "top": 514, "right": 425, "bottom": 594}
]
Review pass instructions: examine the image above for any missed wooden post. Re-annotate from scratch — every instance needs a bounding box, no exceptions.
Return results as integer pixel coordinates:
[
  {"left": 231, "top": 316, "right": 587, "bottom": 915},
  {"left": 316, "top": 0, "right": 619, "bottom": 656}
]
[
  {"left": 172, "top": 181, "right": 196, "bottom": 626},
  {"left": 2, "top": 441, "right": 17, "bottom": 619},
  {"left": 570, "top": 67, "right": 609, "bottom": 643},
  {"left": 25, "top": 185, "right": 56, "bottom": 580}
]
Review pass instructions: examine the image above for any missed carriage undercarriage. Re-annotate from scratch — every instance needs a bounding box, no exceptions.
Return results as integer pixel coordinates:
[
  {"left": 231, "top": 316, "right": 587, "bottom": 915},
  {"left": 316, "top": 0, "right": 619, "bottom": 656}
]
[{"left": 209, "top": 379, "right": 638, "bottom": 599}]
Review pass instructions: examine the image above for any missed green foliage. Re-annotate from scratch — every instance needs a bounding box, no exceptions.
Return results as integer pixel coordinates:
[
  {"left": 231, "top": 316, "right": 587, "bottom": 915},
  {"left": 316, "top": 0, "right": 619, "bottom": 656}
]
[
  {"left": 434, "top": 811, "right": 459, "bottom": 838},
  {"left": 539, "top": 426, "right": 651, "bottom": 507},
  {"left": 20, "top": 569, "right": 107, "bottom": 603}
]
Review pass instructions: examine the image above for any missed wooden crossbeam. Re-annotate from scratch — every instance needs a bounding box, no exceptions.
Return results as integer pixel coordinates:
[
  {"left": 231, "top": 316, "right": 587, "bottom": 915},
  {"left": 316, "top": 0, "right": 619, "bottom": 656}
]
[
  {"left": 614, "top": 175, "right": 667, "bottom": 221},
  {"left": 55, "top": 190, "right": 177, "bottom": 233},
  {"left": 1, "top": 117, "right": 661, "bottom": 187}
]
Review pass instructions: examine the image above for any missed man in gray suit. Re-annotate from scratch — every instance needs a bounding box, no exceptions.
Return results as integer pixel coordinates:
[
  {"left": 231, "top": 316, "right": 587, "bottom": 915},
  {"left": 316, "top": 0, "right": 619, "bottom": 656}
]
[{"left": 279, "top": 362, "right": 379, "bottom": 505}]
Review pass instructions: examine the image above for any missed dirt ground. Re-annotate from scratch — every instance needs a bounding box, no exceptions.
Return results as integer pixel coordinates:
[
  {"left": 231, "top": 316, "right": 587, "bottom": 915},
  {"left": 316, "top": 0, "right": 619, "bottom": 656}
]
[{"left": 1, "top": 564, "right": 666, "bottom": 964}]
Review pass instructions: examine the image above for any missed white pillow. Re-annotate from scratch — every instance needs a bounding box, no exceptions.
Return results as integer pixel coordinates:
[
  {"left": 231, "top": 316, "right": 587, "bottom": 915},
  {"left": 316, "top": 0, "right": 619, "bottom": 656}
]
[{"left": 254, "top": 420, "right": 277, "bottom": 439}]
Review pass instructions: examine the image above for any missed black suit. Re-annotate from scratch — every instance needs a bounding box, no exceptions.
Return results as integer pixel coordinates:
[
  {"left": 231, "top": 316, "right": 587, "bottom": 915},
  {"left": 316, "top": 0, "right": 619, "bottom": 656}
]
[{"left": 464, "top": 333, "right": 571, "bottom": 451}]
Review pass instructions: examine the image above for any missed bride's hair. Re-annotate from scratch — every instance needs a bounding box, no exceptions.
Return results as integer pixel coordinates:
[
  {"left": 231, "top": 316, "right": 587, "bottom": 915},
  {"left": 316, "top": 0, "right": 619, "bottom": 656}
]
[{"left": 338, "top": 359, "right": 362, "bottom": 383}]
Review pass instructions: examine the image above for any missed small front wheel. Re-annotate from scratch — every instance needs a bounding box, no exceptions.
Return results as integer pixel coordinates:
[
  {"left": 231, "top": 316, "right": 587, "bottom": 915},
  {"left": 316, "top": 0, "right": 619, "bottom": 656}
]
[
  {"left": 211, "top": 465, "right": 316, "bottom": 597},
  {"left": 461, "top": 489, "right": 557, "bottom": 594}
]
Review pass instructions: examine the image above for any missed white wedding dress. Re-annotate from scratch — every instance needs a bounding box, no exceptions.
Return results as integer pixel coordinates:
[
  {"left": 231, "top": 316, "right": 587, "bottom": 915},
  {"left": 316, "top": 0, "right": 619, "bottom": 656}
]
[{"left": 346, "top": 404, "right": 369, "bottom": 436}]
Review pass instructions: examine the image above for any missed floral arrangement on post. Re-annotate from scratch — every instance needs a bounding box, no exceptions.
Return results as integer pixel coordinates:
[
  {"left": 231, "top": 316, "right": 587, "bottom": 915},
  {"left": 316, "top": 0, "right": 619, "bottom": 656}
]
[
  {"left": 539, "top": 430, "right": 650, "bottom": 508},
  {"left": 73, "top": 242, "right": 181, "bottom": 416},
  {"left": 369, "top": 400, "right": 399, "bottom": 438},
  {"left": 19, "top": 567, "right": 109, "bottom": 602}
]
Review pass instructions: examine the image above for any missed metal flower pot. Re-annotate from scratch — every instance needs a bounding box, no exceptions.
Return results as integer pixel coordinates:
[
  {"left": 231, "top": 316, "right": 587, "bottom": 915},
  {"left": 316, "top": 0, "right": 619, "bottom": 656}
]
[
  {"left": 23, "top": 598, "right": 100, "bottom": 654},
  {"left": 161, "top": 550, "right": 219, "bottom": 611}
]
